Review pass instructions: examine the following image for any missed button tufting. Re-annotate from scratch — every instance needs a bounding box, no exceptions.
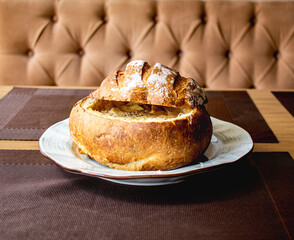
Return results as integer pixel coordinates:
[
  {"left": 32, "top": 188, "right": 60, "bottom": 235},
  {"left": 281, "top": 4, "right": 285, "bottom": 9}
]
[
  {"left": 152, "top": 14, "right": 158, "bottom": 23},
  {"left": 250, "top": 15, "right": 256, "bottom": 26},
  {"left": 176, "top": 49, "right": 182, "bottom": 57},
  {"left": 126, "top": 49, "right": 131, "bottom": 59},
  {"left": 201, "top": 14, "right": 207, "bottom": 25},
  {"left": 273, "top": 50, "right": 279, "bottom": 59},
  {"left": 51, "top": 15, "right": 58, "bottom": 23},
  {"left": 101, "top": 14, "right": 107, "bottom": 24},
  {"left": 26, "top": 49, "right": 34, "bottom": 57},
  {"left": 77, "top": 48, "right": 84, "bottom": 56},
  {"left": 225, "top": 50, "right": 230, "bottom": 58}
]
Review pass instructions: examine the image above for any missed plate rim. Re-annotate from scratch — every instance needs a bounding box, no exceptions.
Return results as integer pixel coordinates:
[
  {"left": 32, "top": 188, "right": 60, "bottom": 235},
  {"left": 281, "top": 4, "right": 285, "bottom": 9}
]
[{"left": 39, "top": 117, "right": 254, "bottom": 180}]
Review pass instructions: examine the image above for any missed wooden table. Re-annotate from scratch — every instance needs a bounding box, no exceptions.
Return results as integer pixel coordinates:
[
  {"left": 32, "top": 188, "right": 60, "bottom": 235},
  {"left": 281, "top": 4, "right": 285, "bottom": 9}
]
[
  {"left": 1, "top": 86, "right": 293, "bottom": 158},
  {"left": 1, "top": 86, "right": 294, "bottom": 240}
]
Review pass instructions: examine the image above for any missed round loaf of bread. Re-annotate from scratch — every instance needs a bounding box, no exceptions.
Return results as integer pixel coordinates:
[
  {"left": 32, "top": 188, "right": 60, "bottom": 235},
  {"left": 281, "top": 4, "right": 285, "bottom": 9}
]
[{"left": 69, "top": 60, "right": 212, "bottom": 171}]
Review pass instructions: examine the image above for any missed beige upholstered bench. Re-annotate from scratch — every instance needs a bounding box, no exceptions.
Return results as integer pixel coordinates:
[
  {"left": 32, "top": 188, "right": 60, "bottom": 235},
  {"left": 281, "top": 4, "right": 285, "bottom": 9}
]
[{"left": 0, "top": 0, "right": 293, "bottom": 88}]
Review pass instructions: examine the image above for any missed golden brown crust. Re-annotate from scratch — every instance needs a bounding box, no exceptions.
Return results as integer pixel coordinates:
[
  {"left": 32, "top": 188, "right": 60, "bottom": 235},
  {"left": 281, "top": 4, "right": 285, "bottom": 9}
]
[
  {"left": 90, "top": 60, "right": 207, "bottom": 108},
  {"left": 69, "top": 97, "right": 212, "bottom": 171},
  {"left": 69, "top": 60, "right": 212, "bottom": 171}
]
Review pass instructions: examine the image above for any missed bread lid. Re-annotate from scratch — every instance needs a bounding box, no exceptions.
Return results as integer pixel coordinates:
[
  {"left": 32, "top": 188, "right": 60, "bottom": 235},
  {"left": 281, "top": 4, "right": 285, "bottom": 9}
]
[{"left": 90, "top": 60, "right": 207, "bottom": 108}]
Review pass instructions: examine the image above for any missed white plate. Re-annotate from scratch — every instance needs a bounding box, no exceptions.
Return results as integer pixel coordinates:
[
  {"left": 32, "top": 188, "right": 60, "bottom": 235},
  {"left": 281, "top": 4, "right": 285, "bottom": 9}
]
[{"left": 39, "top": 117, "right": 253, "bottom": 186}]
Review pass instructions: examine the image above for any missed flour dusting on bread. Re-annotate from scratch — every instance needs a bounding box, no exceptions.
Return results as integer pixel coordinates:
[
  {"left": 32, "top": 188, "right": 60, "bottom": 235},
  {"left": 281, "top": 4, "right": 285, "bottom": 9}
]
[
  {"left": 91, "top": 60, "right": 207, "bottom": 108},
  {"left": 124, "top": 60, "right": 145, "bottom": 91},
  {"left": 146, "top": 63, "right": 177, "bottom": 103},
  {"left": 70, "top": 60, "right": 212, "bottom": 171}
]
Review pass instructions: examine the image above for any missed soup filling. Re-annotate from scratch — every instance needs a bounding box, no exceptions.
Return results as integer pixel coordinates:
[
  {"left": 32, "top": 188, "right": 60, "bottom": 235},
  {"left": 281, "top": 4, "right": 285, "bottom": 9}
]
[{"left": 85, "top": 99, "right": 193, "bottom": 121}]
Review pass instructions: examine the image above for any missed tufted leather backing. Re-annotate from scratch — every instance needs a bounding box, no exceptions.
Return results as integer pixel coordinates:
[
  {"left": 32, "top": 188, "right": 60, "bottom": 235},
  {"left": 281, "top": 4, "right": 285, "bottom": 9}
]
[{"left": 0, "top": 0, "right": 293, "bottom": 88}]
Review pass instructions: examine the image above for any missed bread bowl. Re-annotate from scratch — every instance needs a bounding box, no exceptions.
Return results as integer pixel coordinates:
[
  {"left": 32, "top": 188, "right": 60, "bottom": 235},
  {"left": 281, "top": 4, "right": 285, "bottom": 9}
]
[{"left": 69, "top": 60, "right": 212, "bottom": 171}]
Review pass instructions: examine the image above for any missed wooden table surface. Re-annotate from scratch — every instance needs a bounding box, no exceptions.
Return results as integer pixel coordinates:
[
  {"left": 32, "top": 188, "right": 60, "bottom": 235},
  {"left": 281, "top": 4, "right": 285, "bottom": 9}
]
[
  {"left": 1, "top": 86, "right": 294, "bottom": 240},
  {"left": 0, "top": 86, "right": 293, "bottom": 158}
]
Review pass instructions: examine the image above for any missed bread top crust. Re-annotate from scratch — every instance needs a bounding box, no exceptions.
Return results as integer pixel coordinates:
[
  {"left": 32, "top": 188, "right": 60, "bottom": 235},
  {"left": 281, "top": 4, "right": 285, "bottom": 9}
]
[{"left": 90, "top": 60, "right": 207, "bottom": 108}]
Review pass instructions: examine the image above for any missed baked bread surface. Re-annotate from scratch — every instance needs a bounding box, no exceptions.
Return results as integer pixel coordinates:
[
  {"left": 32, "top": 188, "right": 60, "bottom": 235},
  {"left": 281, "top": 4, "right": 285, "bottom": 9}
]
[
  {"left": 90, "top": 60, "right": 208, "bottom": 108},
  {"left": 69, "top": 60, "right": 212, "bottom": 171}
]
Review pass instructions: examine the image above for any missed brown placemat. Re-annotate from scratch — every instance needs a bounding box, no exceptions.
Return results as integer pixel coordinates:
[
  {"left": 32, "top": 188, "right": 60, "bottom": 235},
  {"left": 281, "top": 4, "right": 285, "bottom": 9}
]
[
  {"left": 206, "top": 91, "right": 278, "bottom": 143},
  {"left": 1, "top": 150, "right": 293, "bottom": 240},
  {"left": 0, "top": 88, "right": 92, "bottom": 140},
  {"left": 0, "top": 88, "right": 278, "bottom": 143},
  {"left": 253, "top": 152, "right": 294, "bottom": 239},
  {"left": 272, "top": 92, "right": 294, "bottom": 117}
]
